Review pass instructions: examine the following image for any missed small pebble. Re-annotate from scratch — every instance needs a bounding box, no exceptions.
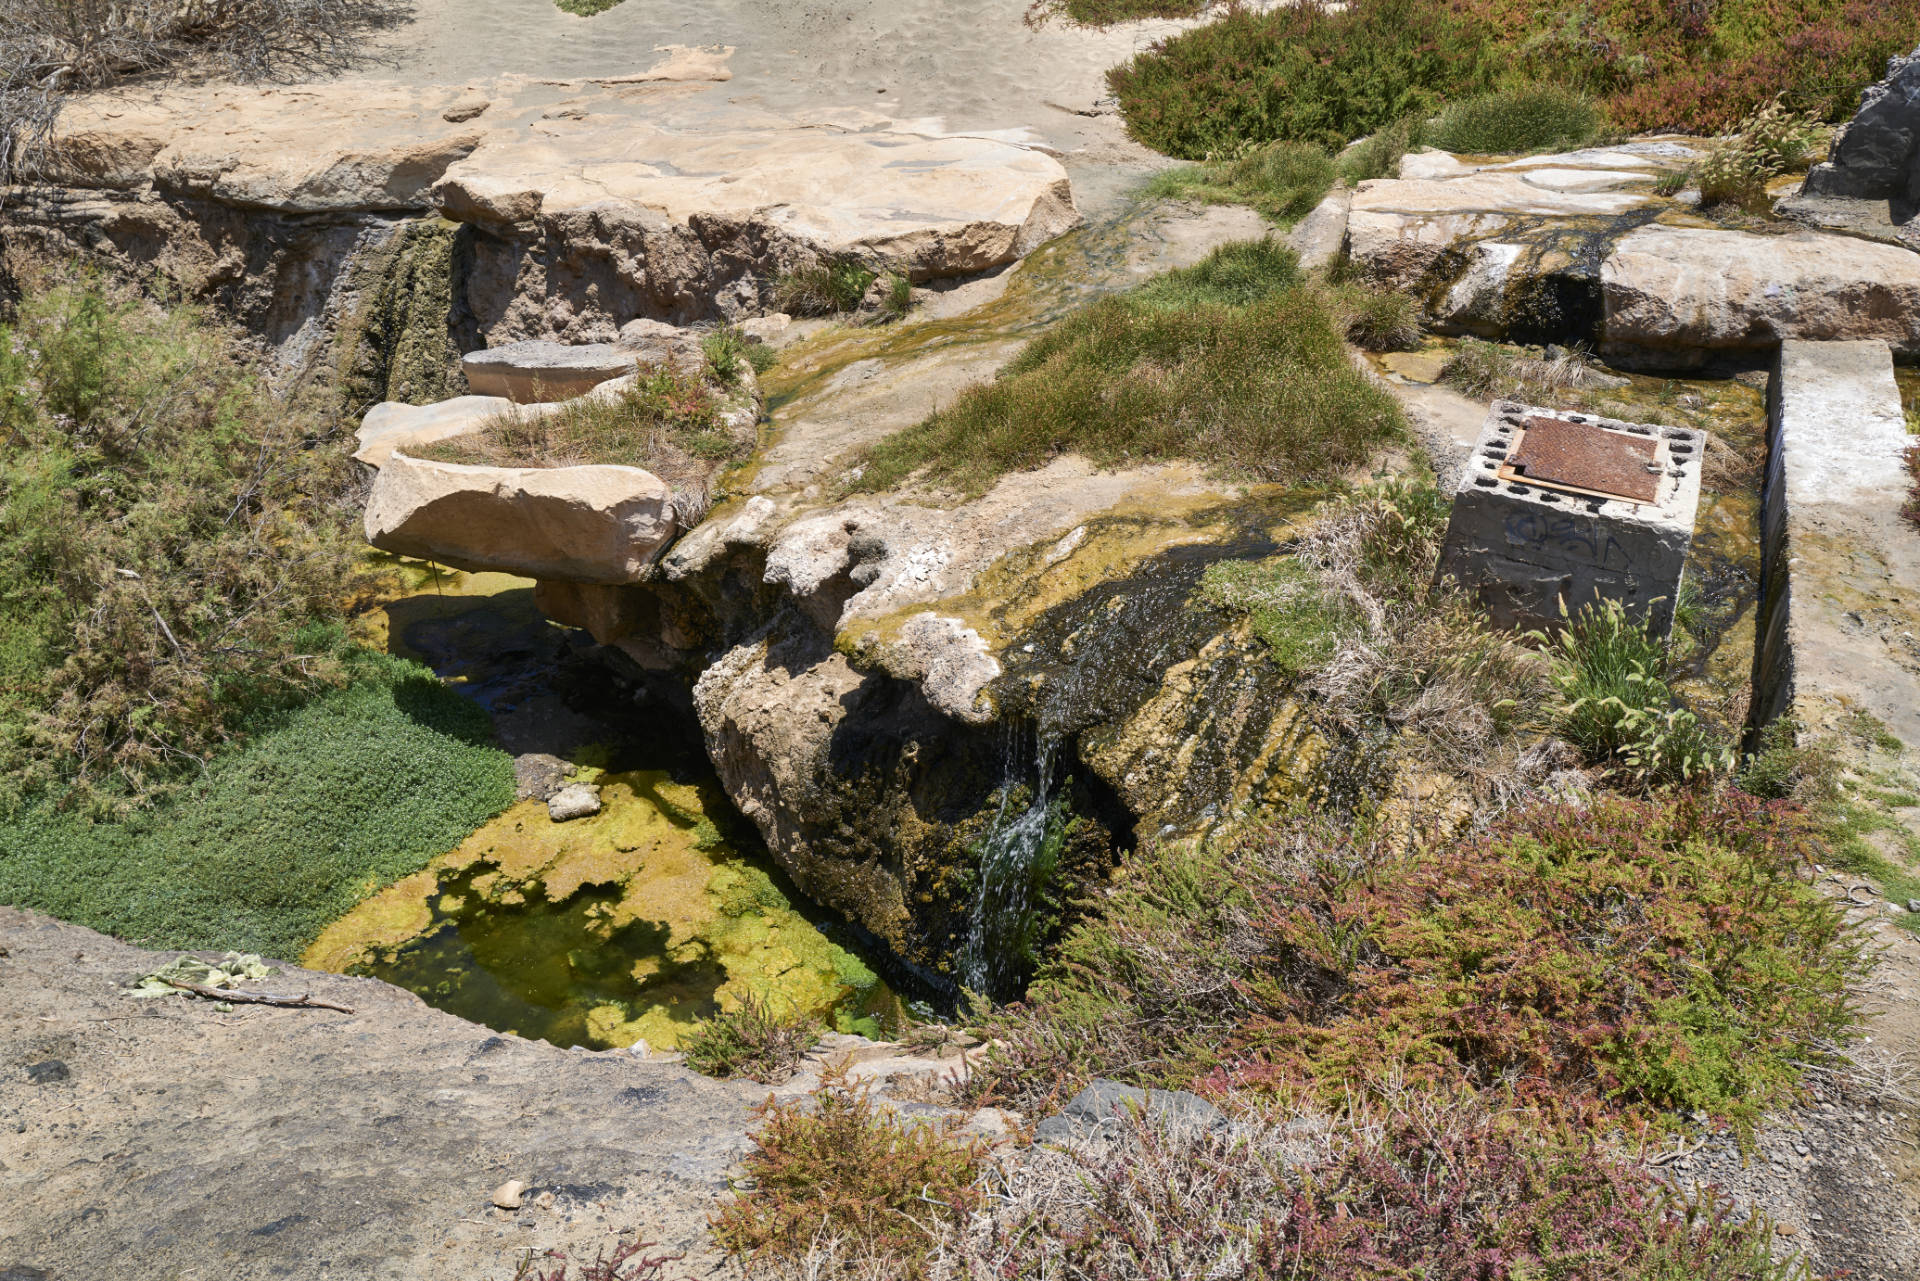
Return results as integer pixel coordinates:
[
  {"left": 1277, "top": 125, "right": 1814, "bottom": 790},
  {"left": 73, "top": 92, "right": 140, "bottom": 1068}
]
[{"left": 491, "top": 1179, "right": 527, "bottom": 1210}]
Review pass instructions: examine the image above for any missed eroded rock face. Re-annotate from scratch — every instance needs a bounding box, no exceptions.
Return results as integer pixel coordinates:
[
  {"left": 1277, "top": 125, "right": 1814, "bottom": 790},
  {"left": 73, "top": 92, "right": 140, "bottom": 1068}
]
[{"left": 364, "top": 454, "right": 677, "bottom": 582}]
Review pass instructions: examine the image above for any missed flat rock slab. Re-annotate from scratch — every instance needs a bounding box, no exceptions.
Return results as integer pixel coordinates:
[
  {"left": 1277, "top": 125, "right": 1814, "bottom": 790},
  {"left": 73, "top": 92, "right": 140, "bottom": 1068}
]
[
  {"left": 364, "top": 454, "right": 677, "bottom": 582},
  {"left": 1751, "top": 340, "right": 1920, "bottom": 747},
  {"left": 46, "top": 78, "right": 1079, "bottom": 281},
  {"left": 354, "top": 393, "right": 516, "bottom": 466},
  {"left": 462, "top": 341, "right": 640, "bottom": 403},
  {"left": 0, "top": 908, "right": 759, "bottom": 1280}
]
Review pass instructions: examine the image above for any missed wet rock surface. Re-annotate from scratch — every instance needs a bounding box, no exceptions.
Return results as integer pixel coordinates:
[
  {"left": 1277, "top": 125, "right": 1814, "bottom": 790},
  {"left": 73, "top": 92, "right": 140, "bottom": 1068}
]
[{"left": 0, "top": 908, "right": 760, "bottom": 1279}]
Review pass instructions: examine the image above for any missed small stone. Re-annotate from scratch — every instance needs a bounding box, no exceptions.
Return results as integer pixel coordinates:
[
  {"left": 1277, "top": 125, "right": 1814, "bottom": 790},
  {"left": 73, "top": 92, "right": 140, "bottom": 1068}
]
[
  {"left": 547, "top": 784, "right": 603, "bottom": 823},
  {"left": 1906, "top": 899, "right": 1920, "bottom": 913},
  {"left": 534, "top": 1191, "right": 556, "bottom": 1211},
  {"left": 24, "top": 1060, "right": 69, "bottom": 1085},
  {"left": 491, "top": 1179, "right": 527, "bottom": 1210}
]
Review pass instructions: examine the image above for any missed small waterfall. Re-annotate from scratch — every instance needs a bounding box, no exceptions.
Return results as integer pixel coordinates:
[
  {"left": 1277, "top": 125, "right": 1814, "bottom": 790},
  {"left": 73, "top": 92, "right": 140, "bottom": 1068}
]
[{"left": 956, "top": 734, "right": 1064, "bottom": 1001}]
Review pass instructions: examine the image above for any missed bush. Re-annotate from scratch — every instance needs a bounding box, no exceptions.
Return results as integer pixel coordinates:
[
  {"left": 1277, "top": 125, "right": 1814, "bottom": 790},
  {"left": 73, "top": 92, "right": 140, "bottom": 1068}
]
[
  {"left": 0, "top": 651, "right": 517, "bottom": 959},
  {"left": 975, "top": 792, "right": 1864, "bottom": 1132},
  {"left": 849, "top": 240, "right": 1404, "bottom": 495},
  {"left": 1147, "top": 140, "right": 1338, "bottom": 224},
  {"left": 1543, "top": 599, "right": 1734, "bottom": 784},
  {"left": 0, "top": 273, "right": 375, "bottom": 808},
  {"left": 1429, "top": 84, "right": 1604, "bottom": 155},
  {"left": 681, "top": 992, "right": 822, "bottom": 1084},
  {"left": 1108, "top": 1, "right": 1497, "bottom": 159},
  {"left": 712, "top": 1070, "right": 987, "bottom": 1279},
  {"left": 968, "top": 1099, "right": 1799, "bottom": 1281},
  {"left": 1337, "top": 116, "right": 1427, "bottom": 183},
  {"left": 1108, "top": 0, "right": 1920, "bottom": 161}
]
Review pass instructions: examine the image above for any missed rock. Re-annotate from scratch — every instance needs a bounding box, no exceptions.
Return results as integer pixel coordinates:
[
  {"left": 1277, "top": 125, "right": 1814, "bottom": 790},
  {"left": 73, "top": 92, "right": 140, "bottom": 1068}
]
[
  {"left": 24, "top": 1060, "right": 70, "bottom": 1085},
  {"left": 1032, "top": 1079, "right": 1225, "bottom": 1146},
  {"left": 738, "top": 314, "right": 793, "bottom": 346},
  {"left": 615, "top": 320, "right": 709, "bottom": 373},
  {"left": 1802, "top": 43, "right": 1920, "bottom": 202},
  {"left": 364, "top": 454, "right": 677, "bottom": 582},
  {"left": 461, "top": 341, "right": 641, "bottom": 403},
  {"left": 1286, "top": 187, "right": 1350, "bottom": 274},
  {"left": 490, "top": 1179, "right": 527, "bottom": 1210},
  {"left": 1600, "top": 226, "right": 1920, "bottom": 361},
  {"left": 353, "top": 395, "right": 515, "bottom": 467},
  {"left": 1907, "top": 899, "right": 1920, "bottom": 914},
  {"left": 546, "top": 784, "right": 603, "bottom": 823}
]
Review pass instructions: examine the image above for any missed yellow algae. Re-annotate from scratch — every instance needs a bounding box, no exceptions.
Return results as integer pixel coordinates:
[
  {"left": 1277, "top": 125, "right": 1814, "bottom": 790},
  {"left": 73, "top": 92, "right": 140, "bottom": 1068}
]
[{"left": 302, "top": 869, "right": 438, "bottom": 972}]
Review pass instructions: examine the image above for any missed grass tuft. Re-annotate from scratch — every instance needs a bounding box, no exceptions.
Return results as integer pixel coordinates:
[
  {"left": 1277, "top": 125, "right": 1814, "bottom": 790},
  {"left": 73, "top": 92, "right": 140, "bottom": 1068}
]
[
  {"left": 1147, "top": 140, "right": 1338, "bottom": 224},
  {"left": 1429, "top": 83, "right": 1604, "bottom": 155},
  {"left": 774, "top": 261, "right": 877, "bottom": 317},
  {"left": 848, "top": 240, "right": 1403, "bottom": 496}
]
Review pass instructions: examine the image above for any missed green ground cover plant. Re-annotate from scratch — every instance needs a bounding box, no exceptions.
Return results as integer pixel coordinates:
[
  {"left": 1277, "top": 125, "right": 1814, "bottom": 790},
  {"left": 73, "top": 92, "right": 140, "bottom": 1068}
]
[
  {"left": 848, "top": 240, "right": 1403, "bottom": 495},
  {"left": 1429, "top": 84, "right": 1605, "bottom": 155},
  {"left": 0, "top": 272, "right": 375, "bottom": 809},
  {"left": 1025, "top": 0, "right": 1211, "bottom": 26},
  {"left": 1146, "top": 140, "right": 1338, "bottom": 223},
  {"left": 1108, "top": 0, "right": 1918, "bottom": 160},
  {"left": 0, "top": 651, "right": 516, "bottom": 959}
]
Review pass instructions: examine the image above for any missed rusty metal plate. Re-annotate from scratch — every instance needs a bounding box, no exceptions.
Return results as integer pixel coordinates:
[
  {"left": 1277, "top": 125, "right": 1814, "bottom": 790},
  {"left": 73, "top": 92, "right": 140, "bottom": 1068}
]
[{"left": 1510, "top": 417, "right": 1659, "bottom": 502}]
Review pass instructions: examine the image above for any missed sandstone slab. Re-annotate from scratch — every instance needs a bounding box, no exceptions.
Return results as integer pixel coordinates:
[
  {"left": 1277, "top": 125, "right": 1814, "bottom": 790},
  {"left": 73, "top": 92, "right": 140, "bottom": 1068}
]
[
  {"left": 461, "top": 341, "right": 639, "bottom": 402},
  {"left": 364, "top": 454, "right": 676, "bottom": 582},
  {"left": 1599, "top": 225, "right": 1920, "bottom": 360},
  {"left": 354, "top": 394, "right": 515, "bottom": 466}
]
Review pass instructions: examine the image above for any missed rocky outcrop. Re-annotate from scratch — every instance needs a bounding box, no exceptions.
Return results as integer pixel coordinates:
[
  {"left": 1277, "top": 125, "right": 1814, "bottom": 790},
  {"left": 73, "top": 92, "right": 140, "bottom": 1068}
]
[
  {"left": 12, "top": 75, "right": 1080, "bottom": 373},
  {"left": 364, "top": 454, "right": 677, "bottom": 582},
  {"left": 1802, "top": 44, "right": 1920, "bottom": 203},
  {"left": 1344, "top": 144, "right": 1920, "bottom": 363}
]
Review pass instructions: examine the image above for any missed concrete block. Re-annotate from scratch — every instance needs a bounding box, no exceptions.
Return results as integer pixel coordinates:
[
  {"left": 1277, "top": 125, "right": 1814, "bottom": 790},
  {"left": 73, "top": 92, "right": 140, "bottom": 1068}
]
[{"left": 1437, "top": 400, "right": 1704, "bottom": 634}]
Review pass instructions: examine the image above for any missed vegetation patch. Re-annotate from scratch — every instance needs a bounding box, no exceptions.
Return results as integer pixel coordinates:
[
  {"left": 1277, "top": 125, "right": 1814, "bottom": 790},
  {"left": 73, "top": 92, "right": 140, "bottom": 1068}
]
[
  {"left": 0, "top": 272, "right": 376, "bottom": 809},
  {"left": 712, "top": 1070, "right": 987, "bottom": 1280},
  {"left": 1025, "top": 0, "right": 1212, "bottom": 26},
  {"left": 1146, "top": 141, "right": 1339, "bottom": 224},
  {"left": 0, "top": 651, "right": 516, "bottom": 960},
  {"left": 1429, "top": 84, "right": 1605, "bottom": 155},
  {"left": 1108, "top": 0, "right": 1917, "bottom": 159},
  {"left": 848, "top": 240, "right": 1403, "bottom": 496}
]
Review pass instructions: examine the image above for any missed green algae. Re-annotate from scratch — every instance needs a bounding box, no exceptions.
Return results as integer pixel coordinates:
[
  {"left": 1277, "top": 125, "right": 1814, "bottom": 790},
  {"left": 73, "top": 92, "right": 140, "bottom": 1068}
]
[{"left": 333, "top": 218, "right": 467, "bottom": 412}]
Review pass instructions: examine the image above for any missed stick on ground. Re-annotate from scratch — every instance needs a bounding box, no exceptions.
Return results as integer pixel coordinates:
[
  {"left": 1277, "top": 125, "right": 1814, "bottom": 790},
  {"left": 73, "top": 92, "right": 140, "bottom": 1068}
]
[{"left": 161, "top": 978, "right": 354, "bottom": 1014}]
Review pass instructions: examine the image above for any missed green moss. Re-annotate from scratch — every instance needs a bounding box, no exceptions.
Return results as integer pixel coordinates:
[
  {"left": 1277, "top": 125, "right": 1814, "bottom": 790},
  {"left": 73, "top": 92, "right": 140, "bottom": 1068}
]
[{"left": 334, "top": 218, "right": 464, "bottom": 411}]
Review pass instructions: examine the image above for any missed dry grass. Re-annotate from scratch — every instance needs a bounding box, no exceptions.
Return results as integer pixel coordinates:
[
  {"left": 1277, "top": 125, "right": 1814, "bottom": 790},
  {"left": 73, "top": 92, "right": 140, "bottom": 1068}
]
[
  {"left": 417, "top": 367, "right": 754, "bottom": 527},
  {"left": 2, "top": 0, "right": 408, "bottom": 188},
  {"left": 1437, "top": 337, "right": 1612, "bottom": 400}
]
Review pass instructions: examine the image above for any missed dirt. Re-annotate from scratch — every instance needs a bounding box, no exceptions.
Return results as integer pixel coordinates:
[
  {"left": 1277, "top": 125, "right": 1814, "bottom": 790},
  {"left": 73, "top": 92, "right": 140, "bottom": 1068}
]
[{"left": 0, "top": 908, "right": 762, "bottom": 1281}]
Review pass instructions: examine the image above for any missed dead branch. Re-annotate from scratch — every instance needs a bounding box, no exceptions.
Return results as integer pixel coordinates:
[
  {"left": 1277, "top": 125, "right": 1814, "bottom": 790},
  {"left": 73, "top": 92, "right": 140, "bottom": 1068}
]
[{"left": 161, "top": 977, "right": 354, "bottom": 1013}]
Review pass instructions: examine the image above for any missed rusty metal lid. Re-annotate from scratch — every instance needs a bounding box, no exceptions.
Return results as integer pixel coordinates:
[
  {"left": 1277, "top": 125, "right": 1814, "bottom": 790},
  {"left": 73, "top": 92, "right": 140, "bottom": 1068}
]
[{"left": 1509, "top": 416, "right": 1660, "bottom": 503}]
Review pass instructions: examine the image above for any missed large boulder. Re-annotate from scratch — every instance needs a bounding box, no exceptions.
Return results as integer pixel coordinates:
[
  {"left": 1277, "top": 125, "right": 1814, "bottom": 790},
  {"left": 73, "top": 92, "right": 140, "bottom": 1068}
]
[
  {"left": 1599, "top": 225, "right": 1920, "bottom": 359},
  {"left": 363, "top": 454, "right": 676, "bottom": 582},
  {"left": 1802, "top": 43, "right": 1920, "bottom": 202}
]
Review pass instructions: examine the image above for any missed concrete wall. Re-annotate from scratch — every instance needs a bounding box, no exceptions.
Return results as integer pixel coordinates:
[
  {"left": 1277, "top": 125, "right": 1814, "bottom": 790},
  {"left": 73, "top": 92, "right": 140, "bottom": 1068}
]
[{"left": 1749, "top": 340, "right": 1920, "bottom": 747}]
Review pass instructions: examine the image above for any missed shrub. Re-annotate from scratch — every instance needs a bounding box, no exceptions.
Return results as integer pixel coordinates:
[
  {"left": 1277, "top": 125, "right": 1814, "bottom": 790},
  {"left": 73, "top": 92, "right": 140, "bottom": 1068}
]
[
  {"left": 681, "top": 992, "right": 822, "bottom": 1084},
  {"left": 510, "top": 1238, "right": 673, "bottom": 1281},
  {"left": 701, "top": 327, "right": 754, "bottom": 385},
  {"left": 966, "top": 1098, "right": 1799, "bottom": 1281},
  {"left": 1429, "top": 83, "right": 1605, "bottom": 155},
  {"left": 1147, "top": 140, "right": 1339, "bottom": 224},
  {"left": 0, "top": 651, "right": 517, "bottom": 959},
  {"left": 1542, "top": 599, "right": 1734, "bottom": 784},
  {"left": 976, "top": 792, "right": 1864, "bottom": 1132},
  {"left": 0, "top": 273, "right": 375, "bottom": 808},
  {"left": 1108, "top": 1, "right": 1497, "bottom": 159},
  {"left": 1337, "top": 116, "right": 1427, "bottom": 183},
  {"left": 711, "top": 1070, "right": 987, "bottom": 1279},
  {"left": 849, "top": 240, "right": 1404, "bottom": 495}
]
